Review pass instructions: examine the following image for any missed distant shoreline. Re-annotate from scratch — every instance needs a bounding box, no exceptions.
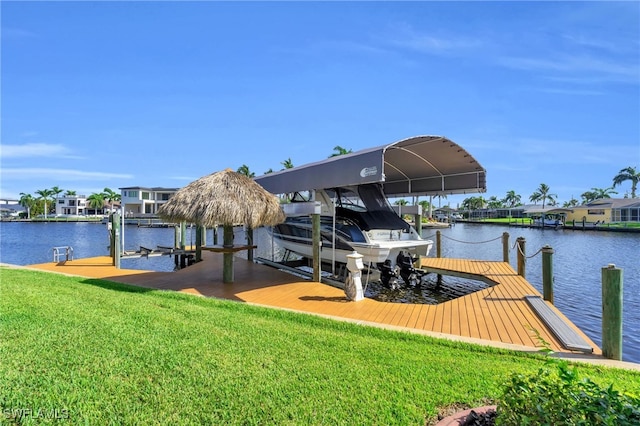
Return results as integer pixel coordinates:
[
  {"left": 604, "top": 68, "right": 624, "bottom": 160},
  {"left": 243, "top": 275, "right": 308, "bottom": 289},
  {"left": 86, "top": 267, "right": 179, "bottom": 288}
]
[{"left": 457, "top": 219, "right": 640, "bottom": 233}]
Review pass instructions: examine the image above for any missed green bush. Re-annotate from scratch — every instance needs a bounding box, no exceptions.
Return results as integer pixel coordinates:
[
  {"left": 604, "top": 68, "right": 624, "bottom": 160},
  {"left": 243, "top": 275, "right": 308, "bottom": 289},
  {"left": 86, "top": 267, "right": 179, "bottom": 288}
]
[{"left": 497, "top": 360, "right": 640, "bottom": 425}]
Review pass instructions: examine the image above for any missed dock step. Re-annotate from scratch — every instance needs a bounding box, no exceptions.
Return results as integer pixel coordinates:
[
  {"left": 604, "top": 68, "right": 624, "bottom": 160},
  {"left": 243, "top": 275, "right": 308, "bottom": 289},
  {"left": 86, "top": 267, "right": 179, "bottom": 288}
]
[{"left": 525, "top": 295, "right": 593, "bottom": 353}]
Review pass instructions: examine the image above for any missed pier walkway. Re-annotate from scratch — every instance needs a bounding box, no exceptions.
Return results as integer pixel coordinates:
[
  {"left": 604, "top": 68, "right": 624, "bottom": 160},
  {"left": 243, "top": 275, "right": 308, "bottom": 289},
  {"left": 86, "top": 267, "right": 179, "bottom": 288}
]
[{"left": 24, "top": 252, "right": 626, "bottom": 367}]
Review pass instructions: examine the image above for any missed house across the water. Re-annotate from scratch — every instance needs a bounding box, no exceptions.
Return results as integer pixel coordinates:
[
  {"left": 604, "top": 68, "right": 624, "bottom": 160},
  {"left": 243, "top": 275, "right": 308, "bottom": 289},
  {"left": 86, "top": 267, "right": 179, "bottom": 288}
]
[
  {"left": 565, "top": 198, "right": 640, "bottom": 224},
  {"left": 120, "top": 187, "right": 179, "bottom": 217}
]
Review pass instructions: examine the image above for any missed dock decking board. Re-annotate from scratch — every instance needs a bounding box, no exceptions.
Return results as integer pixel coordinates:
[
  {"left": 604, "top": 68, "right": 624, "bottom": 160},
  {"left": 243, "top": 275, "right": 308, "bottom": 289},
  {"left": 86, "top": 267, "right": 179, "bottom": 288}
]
[{"left": 22, "top": 253, "right": 601, "bottom": 356}]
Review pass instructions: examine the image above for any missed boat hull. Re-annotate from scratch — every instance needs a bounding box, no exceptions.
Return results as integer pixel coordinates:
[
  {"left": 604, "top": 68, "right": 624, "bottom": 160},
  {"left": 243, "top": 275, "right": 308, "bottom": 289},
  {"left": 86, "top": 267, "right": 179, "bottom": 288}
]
[{"left": 270, "top": 226, "right": 433, "bottom": 266}]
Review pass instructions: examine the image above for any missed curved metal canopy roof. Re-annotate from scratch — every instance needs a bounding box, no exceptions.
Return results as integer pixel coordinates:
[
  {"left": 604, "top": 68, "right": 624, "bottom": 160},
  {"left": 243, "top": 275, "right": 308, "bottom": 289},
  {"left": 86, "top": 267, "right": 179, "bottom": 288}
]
[{"left": 255, "top": 135, "right": 486, "bottom": 197}]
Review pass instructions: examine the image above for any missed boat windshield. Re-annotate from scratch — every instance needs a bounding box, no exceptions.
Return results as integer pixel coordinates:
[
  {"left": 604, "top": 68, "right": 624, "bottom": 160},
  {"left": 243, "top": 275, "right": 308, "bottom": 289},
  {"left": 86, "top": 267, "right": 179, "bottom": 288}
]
[{"left": 328, "top": 184, "right": 410, "bottom": 232}]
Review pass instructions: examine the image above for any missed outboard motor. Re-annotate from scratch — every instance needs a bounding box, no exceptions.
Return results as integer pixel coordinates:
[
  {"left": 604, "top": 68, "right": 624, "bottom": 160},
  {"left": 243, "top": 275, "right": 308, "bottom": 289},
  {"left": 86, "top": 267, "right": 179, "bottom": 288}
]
[
  {"left": 396, "top": 251, "right": 421, "bottom": 286},
  {"left": 378, "top": 259, "right": 399, "bottom": 289}
]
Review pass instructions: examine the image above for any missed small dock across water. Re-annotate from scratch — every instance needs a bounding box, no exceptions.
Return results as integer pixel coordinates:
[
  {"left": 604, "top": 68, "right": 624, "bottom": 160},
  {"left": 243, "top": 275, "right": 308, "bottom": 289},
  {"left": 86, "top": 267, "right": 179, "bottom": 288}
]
[{"left": 25, "top": 253, "right": 606, "bottom": 361}]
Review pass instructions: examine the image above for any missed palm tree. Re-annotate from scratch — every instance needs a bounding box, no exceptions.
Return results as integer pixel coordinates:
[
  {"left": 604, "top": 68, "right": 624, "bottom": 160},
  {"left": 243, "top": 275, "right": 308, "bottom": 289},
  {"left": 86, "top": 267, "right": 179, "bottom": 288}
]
[
  {"left": 281, "top": 158, "right": 294, "bottom": 170},
  {"left": 19, "top": 192, "right": 35, "bottom": 219},
  {"left": 236, "top": 165, "right": 255, "bottom": 178},
  {"left": 50, "top": 186, "right": 64, "bottom": 214},
  {"left": 433, "top": 194, "right": 447, "bottom": 208},
  {"left": 562, "top": 197, "right": 579, "bottom": 208},
  {"left": 418, "top": 200, "right": 431, "bottom": 213},
  {"left": 581, "top": 190, "right": 598, "bottom": 204},
  {"left": 612, "top": 166, "right": 640, "bottom": 198},
  {"left": 64, "top": 190, "right": 77, "bottom": 196},
  {"left": 51, "top": 186, "right": 64, "bottom": 198},
  {"left": 486, "top": 196, "right": 503, "bottom": 209},
  {"left": 329, "top": 146, "right": 353, "bottom": 157},
  {"left": 531, "top": 183, "right": 556, "bottom": 209},
  {"left": 102, "top": 188, "right": 121, "bottom": 214},
  {"left": 263, "top": 168, "right": 274, "bottom": 175},
  {"left": 86, "top": 193, "right": 105, "bottom": 216},
  {"left": 461, "top": 196, "right": 485, "bottom": 210},
  {"left": 590, "top": 187, "right": 618, "bottom": 200},
  {"left": 394, "top": 199, "right": 408, "bottom": 206},
  {"left": 35, "top": 188, "right": 54, "bottom": 219},
  {"left": 503, "top": 190, "right": 522, "bottom": 208}
]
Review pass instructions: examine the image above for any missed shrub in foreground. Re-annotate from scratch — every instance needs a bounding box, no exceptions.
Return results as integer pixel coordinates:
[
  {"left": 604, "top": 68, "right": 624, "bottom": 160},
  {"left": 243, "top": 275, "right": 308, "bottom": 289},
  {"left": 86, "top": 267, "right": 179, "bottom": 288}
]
[{"left": 496, "top": 360, "right": 640, "bottom": 425}]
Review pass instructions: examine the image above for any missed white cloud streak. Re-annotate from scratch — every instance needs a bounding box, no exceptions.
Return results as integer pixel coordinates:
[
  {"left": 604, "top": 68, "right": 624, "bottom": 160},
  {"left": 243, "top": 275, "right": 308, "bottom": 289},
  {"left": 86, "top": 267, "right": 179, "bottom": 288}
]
[
  {"left": 0, "top": 143, "right": 84, "bottom": 159},
  {"left": 1, "top": 168, "right": 133, "bottom": 180}
]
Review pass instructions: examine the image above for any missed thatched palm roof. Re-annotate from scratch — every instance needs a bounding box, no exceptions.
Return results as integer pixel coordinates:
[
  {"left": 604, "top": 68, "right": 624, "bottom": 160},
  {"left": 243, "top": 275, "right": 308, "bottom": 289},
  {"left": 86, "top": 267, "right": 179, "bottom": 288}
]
[{"left": 157, "top": 169, "right": 285, "bottom": 228}]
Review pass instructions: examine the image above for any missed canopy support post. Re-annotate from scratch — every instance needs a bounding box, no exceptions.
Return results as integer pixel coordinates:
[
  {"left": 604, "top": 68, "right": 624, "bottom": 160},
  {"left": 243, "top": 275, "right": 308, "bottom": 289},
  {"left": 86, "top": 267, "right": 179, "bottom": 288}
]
[{"left": 223, "top": 224, "right": 234, "bottom": 283}]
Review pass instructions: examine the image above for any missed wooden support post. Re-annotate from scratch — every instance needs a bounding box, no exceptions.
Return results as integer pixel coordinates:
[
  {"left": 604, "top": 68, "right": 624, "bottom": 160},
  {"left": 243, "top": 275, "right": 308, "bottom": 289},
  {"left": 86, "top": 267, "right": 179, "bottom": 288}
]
[
  {"left": 213, "top": 225, "right": 218, "bottom": 246},
  {"left": 223, "top": 224, "right": 235, "bottom": 283},
  {"left": 436, "top": 230, "right": 442, "bottom": 283},
  {"left": 516, "top": 237, "right": 526, "bottom": 278},
  {"left": 195, "top": 225, "right": 203, "bottom": 262},
  {"left": 180, "top": 221, "right": 186, "bottom": 250},
  {"left": 109, "top": 214, "right": 115, "bottom": 259},
  {"left": 246, "top": 226, "right": 254, "bottom": 262},
  {"left": 602, "top": 264, "right": 623, "bottom": 360},
  {"left": 415, "top": 212, "right": 422, "bottom": 233},
  {"left": 502, "top": 232, "right": 509, "bottom": 263},
  {"left": 112, "top": 213, "right": 121, "bottom": 269},
  {"left": 174, "top": 225, "right": 180, "bottom": 268},
  {"left": 312, "top": 213, "right": 321, "bottom": 282},
  {"left": 542, "top": 245, "right": 554, "bottom": 304}
]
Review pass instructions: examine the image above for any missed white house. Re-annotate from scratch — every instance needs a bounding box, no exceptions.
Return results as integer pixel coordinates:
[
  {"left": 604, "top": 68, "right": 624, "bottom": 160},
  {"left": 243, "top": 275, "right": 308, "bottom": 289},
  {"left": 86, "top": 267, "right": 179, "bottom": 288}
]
[
  {"left": 55, "top": 194, "right": 88, "bottom": 216},
  {"left": 120, "top": 186, "right": 178, "bottom": 217}
]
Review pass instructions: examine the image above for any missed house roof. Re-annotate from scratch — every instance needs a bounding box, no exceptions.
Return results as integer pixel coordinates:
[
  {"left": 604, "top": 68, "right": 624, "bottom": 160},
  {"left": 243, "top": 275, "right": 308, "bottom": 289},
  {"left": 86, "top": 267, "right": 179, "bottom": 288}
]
[
  {"left": 522, "top": 206, "right": 573, "bottom": 215},
  {"left": 255, "top": 135, "right": 487, "bottom": 197},
  {"left": 119, "top": 186, "right": 179, "bottom": 192},
  {"left": 576, "top": 198, "right": 640, "bottom": 209}
]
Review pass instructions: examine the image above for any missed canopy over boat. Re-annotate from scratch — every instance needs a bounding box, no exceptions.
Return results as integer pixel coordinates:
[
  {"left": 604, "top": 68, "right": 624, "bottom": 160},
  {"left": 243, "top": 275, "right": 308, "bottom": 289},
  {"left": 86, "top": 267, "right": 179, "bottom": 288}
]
[{"left": 255, "top": 135, "right": 486, "bottom": 197}]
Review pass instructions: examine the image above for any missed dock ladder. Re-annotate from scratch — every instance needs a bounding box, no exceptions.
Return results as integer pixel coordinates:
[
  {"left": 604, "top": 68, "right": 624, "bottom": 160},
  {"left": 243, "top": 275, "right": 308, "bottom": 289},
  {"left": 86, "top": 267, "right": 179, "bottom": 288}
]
[{"left": 52, "top": 246, "right": 74, "bottom": 262}]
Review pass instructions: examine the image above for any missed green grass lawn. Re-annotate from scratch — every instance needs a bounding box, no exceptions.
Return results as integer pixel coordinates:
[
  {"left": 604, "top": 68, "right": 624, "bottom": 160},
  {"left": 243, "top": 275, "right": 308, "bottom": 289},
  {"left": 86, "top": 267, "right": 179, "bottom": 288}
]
[{"left": 2, "top": 267, "right": 639, "bottom": 425}]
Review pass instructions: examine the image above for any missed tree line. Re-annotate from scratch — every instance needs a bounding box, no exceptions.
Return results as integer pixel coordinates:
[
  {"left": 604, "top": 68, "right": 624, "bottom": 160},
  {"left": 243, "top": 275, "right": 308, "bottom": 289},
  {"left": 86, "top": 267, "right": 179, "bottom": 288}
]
[
  {"left": 18, "top": 187, "right": 121, "bottom": 219},
  {"left": 458, "top": 167, "right": 639, "bottom": 211}
]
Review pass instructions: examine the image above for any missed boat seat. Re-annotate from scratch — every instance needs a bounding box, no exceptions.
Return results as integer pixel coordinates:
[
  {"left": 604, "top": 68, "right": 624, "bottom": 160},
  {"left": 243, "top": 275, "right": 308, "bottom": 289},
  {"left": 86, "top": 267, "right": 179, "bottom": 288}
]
[{"left": 524, "top": 295, "right": 593, "bottom": 353}]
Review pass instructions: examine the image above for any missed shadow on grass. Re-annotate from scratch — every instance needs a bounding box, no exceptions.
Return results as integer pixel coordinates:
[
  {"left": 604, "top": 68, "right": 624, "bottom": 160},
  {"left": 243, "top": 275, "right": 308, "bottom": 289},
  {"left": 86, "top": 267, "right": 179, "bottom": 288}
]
[{"left": 80, "top": 278, "right": 156, "bottom": 294}]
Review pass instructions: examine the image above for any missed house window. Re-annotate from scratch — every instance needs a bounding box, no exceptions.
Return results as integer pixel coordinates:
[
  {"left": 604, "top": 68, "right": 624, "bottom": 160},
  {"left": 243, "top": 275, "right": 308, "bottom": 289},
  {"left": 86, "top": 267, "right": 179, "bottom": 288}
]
[
  {"left": 587, "top": 209, "right": 605, "bottom": 215},
  {"left": 126, "top": 191, "right": 139, "bottom": 198},
  {"left": 160, "top": 193, "right": 171, "bottom": 201},
  {"left": 58, "top": 200, "right": 64, "bottom": 204},
  {"left": 69, "top": 200, "right": 76, "bottom": 206},
  {"left": 142, "top": 192, "right": 150, "bottom": 200}
]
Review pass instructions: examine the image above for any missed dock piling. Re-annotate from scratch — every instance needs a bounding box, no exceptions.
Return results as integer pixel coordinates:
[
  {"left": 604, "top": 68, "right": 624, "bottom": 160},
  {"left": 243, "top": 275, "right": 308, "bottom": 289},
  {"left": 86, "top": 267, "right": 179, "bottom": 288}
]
[
  {"left": 312, "top": 213, "right": 321, "bottom": 282},
  {"left": 542, "top": 245, "right": 554, "bottom": 304},
  {"left": 516, "top": 237, "right": 526, "bottom": 278},
  {"left": 110, "top": 213, "right": 121, "bottom": 268},
  {"left": 602, "top": 264, "right": 623, "bottom": 360},
  {"left": 502, "top": 232, "right": 509, "bottom": 263}
]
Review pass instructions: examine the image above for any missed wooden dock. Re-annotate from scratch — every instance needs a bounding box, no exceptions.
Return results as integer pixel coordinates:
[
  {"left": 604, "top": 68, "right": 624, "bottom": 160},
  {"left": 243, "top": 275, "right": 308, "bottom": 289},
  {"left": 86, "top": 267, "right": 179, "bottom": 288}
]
[{"left": 24, "top": 253, "right": 602, "bottom": 357}]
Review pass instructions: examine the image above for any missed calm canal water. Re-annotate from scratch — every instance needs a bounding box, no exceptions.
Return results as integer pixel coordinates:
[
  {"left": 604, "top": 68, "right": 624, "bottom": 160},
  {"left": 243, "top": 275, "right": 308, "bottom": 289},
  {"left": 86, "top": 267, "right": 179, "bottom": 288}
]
[{"left": 1, "top": 221, "right": 638, "bottom": 364}]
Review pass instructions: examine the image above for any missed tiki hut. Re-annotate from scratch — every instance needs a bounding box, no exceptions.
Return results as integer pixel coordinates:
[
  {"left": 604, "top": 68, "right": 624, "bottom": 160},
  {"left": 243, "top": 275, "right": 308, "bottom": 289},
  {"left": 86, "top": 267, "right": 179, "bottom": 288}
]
[{"left": 157, "top": 169, "right": 285, "bottom": 283}]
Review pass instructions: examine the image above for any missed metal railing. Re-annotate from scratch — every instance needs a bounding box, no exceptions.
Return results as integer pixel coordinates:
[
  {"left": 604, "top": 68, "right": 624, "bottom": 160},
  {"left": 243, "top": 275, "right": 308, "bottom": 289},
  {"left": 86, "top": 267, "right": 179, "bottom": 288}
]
[{"left": 52, "top": 246, "right": 74, "bottom": 262}]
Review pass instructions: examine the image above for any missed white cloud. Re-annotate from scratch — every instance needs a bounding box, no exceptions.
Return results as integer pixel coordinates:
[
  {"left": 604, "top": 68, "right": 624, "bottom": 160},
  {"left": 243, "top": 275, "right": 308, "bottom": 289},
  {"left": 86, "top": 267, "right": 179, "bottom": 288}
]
[
  {"left": 1, "top": 168, "right": 133, "bottom": 180},
  {"left": 384, "top": 23, "right": 483, "bottom": 55},
  {"left": 0, "top": 143, "right": 84, "bottom": 159},
  {"left": 499, "top": 55, "right": 639, "bottom": 84}
]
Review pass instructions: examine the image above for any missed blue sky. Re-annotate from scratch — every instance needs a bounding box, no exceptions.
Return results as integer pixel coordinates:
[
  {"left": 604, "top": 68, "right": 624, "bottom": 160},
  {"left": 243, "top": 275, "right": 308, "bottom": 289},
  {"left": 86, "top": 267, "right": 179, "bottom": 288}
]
[{"left": 2, "top": 1, "right": 639, "bottom": 207}]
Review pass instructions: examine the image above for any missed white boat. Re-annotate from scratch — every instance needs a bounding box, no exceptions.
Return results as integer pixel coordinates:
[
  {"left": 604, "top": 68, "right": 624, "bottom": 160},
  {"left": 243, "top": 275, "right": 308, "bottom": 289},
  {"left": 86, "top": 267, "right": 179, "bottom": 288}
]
[
  {"left": 523, "top": 207, "right": 571, "bottom": 229},
  {"left": 272, "top": 183, "right": 432, "bottom": 266},
  {"left": 532, "top": 215, "right": 565, "bottom": 229},
  {"left": 255, "top": 135, "right": 487, "bottom": 285}
]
